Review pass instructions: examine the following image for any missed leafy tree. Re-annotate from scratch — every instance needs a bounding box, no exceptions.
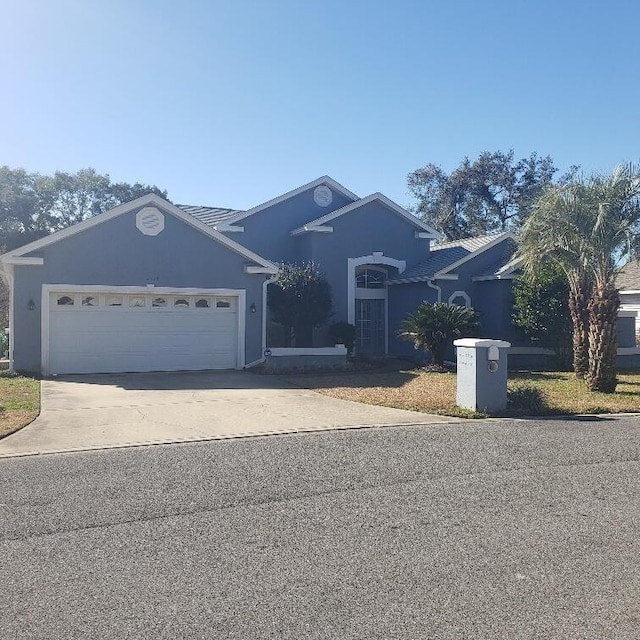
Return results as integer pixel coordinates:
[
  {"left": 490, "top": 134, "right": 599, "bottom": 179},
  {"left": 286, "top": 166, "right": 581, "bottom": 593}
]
[
  {"left": 0, "top": 166, "right": 169, "bottom": 251},
  {"left": 512, "top": 262, "right": 573, "bottom": 369},
  {"left": 408, "top": 150, "right": 563, "bottom": 239},
  {"left": 520, "top": 163, "right": 640, "bottom": 392},
  {"left": 397, "top": 302, "right": 480, "bottom": 366},
  {"left": 268, "top": 262, "right": 333, "bottom": 347}
]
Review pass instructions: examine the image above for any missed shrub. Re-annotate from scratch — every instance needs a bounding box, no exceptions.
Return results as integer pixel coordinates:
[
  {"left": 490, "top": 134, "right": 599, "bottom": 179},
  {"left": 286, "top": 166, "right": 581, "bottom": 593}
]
[{"left": 329, "top": 322, "right": 355, "bottom": 355}]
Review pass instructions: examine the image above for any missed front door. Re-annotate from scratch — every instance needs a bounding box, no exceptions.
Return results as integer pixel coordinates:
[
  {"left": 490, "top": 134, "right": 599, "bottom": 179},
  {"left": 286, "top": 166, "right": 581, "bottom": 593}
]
[{"left": 355, "top": 298, "right": 385, "bottom": 356}]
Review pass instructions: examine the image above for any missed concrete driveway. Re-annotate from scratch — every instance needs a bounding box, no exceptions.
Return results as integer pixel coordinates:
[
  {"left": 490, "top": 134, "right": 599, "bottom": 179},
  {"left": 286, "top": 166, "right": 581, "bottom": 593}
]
[{"left": 0, "top": 371, "right": 459, "bottom": 457}]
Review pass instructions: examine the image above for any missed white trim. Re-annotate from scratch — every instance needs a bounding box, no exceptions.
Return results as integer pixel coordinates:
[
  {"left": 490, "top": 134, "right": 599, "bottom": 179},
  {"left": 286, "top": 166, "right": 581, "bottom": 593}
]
[
  {"left": 618, "top": 347, "right": 640, "bottom": 355},
  {"left": 217, "top": 176, "right": 359, "bottom": 229},
  {"left": 434, "top": 232, "right": 516, "bottom": 277},
  {"left": 243, "top": 358, "right": 264, "bottom": 369},
  {"left": 387, "top": 274, "right": 458, "bottom": 285},
  {"left": 620, "top": 290, "right": 640, "bottom": 295},
  {"left": 291, "top": 193, "right": 441, "bottom": 237},
  {"left": 347, "top": 253, "right": 406, "bottom": 326},
  {"left": 348, "top": 254, "right": 406, "bottom": 356},
  {"left": 290, "top": 225, "right": 334, "bottom": 236},
  {"left": 0, "top": 265, "right": 14, "bottom": 371},
  {"left": 495, "top": 255, "right": 524, "bottom": 276},
  {"left": 41, "top": 285, "right": 247, "bottom": 375},
  {"left": 427, "top": 280, "right": 442, "bottom": 302},
  {"left": 1, "top": 193, "right": 278, "bottom": 274},
  {"left": 245, "top": 265, "right": 279, "bottom": 274},
  {"left": 267, "top": 346, "right": 347, "bottom": 357},
  {"left": 414, "top": 231, "right": 433, "bottom": 239},
  {"left": 472, "top": 274, "right": 518, "bottom": 282},
  {"left": 448, "top": 290, "right": 471, "bottom": 307},
  {"left": 0, "top": 257, "right": 44, "bottom": 266}
]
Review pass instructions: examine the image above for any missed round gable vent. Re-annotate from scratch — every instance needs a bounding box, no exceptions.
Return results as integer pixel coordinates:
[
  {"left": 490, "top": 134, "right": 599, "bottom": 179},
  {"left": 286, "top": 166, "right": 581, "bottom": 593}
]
[{"left": 136, "top": 207, "right": 165, "bottom": 236}]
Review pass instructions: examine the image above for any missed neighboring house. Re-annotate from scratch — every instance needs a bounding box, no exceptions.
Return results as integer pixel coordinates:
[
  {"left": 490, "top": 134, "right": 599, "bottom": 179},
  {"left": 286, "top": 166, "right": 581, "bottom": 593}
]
[
  {"left": 0, "top": 175, "right": 566, "bottom": 375},
  {"left": 617, "top": 261, "right": 640, "bottom": 337}
]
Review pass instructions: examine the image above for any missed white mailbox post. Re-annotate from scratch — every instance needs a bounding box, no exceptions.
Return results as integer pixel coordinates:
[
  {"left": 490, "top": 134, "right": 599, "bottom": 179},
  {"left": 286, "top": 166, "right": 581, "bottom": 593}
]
[{"left": 453, "top": 338, "right": 511, "bottom": 413}]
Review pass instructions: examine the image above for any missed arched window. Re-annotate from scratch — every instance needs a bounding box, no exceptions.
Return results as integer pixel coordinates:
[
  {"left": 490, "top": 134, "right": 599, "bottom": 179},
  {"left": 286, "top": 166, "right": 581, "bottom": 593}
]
[
  {"left": 57, "top": 295, "right": 74, "bottom": 306},
  {"left": 356, "top": 267, "right": 386, "bottom": 289}
]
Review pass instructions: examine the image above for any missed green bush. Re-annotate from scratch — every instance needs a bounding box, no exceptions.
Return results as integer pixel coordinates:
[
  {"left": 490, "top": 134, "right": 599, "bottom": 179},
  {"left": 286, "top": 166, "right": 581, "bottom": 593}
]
[{"left": 329, "top": 322, "right": 355, "bottom": 354}]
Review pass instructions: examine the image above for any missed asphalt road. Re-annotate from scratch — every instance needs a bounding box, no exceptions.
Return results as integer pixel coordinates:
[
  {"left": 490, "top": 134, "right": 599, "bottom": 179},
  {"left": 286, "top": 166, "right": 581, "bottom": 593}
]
[{"left": 1, "top": 417, "right": 639, "bottom": 639}]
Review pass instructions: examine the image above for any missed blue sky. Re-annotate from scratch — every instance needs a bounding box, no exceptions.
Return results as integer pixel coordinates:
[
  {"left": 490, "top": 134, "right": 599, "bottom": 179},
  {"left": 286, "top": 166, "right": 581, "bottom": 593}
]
[{"left": 2, "top": 0, "right": 639, "bottom": 210}]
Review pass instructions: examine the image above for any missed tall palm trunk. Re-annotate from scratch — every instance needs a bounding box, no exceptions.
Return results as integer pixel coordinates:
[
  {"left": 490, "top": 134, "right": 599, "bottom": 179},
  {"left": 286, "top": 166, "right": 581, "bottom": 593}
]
[
  {"left": 567, "top": 275, "right": 590, "bottom": 379},
  {"left": 586, "top": 281, "right": 619, "bottom": 393}
]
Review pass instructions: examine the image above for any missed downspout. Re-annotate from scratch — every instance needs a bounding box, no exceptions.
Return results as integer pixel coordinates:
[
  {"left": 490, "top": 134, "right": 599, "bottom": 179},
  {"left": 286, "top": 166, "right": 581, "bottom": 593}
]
[
  {"left": 259, "top": 275, "right": 278, "bottom": 364},
  {"left": 427, "top": 279, "right": 441, "bottom": 302}
]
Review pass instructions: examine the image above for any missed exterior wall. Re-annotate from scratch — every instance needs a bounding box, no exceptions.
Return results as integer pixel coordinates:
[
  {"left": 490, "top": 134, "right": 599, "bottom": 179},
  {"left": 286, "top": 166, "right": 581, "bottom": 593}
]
[
  {"left": 13, "top": 202, "right": 265, "bottom": 372},
  {"left": 388, "top": 281, "right": 438, "bottom": 359},
  {"left": 227, "top": 187, "right": 355, "bottom": 263},
  {"left": 302, "top": 201, "right": 432, "bottom": 352}
]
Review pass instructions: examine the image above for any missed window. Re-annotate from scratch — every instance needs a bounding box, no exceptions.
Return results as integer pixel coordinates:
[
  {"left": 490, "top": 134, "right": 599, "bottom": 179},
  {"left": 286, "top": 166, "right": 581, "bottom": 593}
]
[
  {"left": 356, "top": 268, "right": 386, "bottom": 289},
  {"left": 174, "top": 298, "right": 189, "bottom": 308},
  {"left": 152, "top": 297, "right": 167, "bottom": 308},
  {"left": 195, "top": 298, "right": 210, "bottom": 308},
  {"left": 57, "top": 295, "right": 74, "bottom": 306},
  {"left": 129, "top": 296, "right": 146, "bottom": 308},
  {"left": 106, "top": 296, "right": 123, "bottom": 307},
  {"left": 81, "top": 296, "right": 96, "bottom": 307},
  {"left": 216, "top": 299, "right": 231, "bottom": 309}
]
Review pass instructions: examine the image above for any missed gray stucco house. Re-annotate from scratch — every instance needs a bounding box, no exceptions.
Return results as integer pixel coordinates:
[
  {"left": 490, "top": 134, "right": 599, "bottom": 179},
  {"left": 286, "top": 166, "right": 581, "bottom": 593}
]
[{"left": 0, "top": 175, "right": 547, "bottom": 375}]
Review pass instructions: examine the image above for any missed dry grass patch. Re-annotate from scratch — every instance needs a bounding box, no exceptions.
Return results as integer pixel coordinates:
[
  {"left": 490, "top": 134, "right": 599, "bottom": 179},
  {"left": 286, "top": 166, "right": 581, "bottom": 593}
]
[
  {"left": 0, "top": 376, "right": 40, "bottom": 437},
  {"left": 287, "top": 366, "right": 640, "bottom": 417}
]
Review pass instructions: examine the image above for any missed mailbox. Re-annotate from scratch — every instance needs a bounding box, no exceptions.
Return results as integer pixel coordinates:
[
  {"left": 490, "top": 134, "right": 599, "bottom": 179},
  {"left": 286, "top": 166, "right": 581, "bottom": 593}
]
[{"left": 453, "top": 338, "right": 511, "bottom": 413}]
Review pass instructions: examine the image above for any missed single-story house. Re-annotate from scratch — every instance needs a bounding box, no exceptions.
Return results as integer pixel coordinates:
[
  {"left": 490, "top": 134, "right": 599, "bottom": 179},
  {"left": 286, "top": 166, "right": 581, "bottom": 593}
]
[{"left": 0, "top": 175, "right": 636, "bottom": 375}]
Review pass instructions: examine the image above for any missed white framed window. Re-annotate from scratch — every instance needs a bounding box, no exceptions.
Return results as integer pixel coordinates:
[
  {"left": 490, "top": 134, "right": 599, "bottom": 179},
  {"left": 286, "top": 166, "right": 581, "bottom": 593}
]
[
  {"left": 174, "top": 298, "right": 190, "bottom": 308},
  {"left": 195, "top": 298, "right": 210, "bottom": 308},
  {"left": 107, "top": 295, "right": 123, "bottom": 307},
  {"left": 216, "top": 299, "right": 231, "bottom": 309},
  {"left": 57, "top": 295, "right": 74, "bottom": 306},
  {"left": 129, "top": 296, "right": 146, "bottom": 308},
  {"left": 356, "top": 267, "right": 386, "bottom": 289},
  {"left": 152, "top": 297, "right": 168, "bottom": 308}
]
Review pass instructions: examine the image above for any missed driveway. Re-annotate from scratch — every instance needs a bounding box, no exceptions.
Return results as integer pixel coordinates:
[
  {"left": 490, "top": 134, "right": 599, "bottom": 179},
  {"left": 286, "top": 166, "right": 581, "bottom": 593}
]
[{"left": 0, "top": 371, "right": 459, "bottom": 456}]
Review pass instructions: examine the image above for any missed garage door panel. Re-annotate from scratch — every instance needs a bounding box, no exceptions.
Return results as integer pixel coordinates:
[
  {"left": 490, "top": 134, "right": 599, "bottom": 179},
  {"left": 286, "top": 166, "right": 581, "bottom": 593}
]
[{"left": 48, "top": 291, "right": 241, "bottom": 374}]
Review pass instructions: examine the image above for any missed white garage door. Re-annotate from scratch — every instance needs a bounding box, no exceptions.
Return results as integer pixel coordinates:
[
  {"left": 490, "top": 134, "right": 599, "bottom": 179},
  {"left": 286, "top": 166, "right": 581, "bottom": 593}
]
[{"left": 47, "top": 290, "right": 240, "bottom": 374}]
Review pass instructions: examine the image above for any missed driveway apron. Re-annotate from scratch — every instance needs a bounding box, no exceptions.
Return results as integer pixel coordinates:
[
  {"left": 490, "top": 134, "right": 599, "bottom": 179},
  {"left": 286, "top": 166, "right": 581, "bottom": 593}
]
[{"left": 0, "top": 371, "right": 459, "bottom": 456}]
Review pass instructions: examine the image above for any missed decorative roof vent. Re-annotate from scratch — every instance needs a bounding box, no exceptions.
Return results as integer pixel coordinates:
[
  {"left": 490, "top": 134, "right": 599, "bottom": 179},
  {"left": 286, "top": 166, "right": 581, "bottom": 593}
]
[
  {"left": 136, "top": 207, "right": 165, "bottom": 236},
  {"left": 313, "top": 185, "right": 333, "bottom": 207}
]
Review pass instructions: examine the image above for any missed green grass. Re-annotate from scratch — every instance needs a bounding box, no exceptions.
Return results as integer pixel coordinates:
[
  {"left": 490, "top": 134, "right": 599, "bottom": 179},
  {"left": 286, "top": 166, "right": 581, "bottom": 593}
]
[
  {"left": 288, "top": 367, "right": 640, "bottom": 418},
  {"left": 0, "top": 375, "right": 40, "bottom": 437}
]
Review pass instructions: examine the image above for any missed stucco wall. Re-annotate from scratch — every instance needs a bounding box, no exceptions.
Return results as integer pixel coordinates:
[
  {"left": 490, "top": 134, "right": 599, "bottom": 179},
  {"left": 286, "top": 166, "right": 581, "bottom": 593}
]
[
  {"left": 229, "top": 186, "right": 354, "bottom": 263},
  {"left": 13, "top": 203, "right": 266, "bottom": 372}
]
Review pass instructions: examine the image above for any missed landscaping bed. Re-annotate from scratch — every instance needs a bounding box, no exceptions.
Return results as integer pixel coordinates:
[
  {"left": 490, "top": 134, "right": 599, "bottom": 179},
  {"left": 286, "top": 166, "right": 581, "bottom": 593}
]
[
  {"left": 285, "top": 365, "right": 640, "bottom": 417},
  {"left": 0, "top": 374, "right": 40, "bottom": 438}
]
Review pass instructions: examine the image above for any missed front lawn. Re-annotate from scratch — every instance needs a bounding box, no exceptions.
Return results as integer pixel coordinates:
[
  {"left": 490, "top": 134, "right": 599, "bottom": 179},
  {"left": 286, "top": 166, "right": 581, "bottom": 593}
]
[
  {"left": 0, "top": 375, "right": 40, "bottom": 437},
  {"left": 286, "top": 366, "right": 640, "bottom": 417}
]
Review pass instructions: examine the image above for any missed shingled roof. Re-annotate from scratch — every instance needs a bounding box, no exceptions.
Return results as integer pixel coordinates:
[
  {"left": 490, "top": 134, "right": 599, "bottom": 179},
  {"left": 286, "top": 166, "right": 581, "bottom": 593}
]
[
  {"left": 177, "top": 204, "right": 243, "bottom": 227},
  {"left": 617, "top": 261, "right": 640, "bottom": 291},
  {"left": 388, "top": 233, "right": 512, "bottom": 284}
]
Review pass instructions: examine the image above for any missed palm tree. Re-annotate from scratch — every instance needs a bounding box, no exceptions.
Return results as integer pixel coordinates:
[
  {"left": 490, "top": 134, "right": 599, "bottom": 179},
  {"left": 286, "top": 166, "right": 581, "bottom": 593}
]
[
  {"left": 519, "top": 183, "right": 593, "bottom": 378},
  {"left": 520, "top": 164, "right": 640, "bottom": 392},
  {"left": 397, "top": 302, "right": 480, "bottom": 367},
  {"left": 583, "top": 165, "right": 640, "bottom": 392}
]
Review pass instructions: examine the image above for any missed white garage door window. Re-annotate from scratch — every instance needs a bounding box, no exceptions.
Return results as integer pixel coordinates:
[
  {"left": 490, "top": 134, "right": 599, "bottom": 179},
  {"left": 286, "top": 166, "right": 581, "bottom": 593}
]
[{"left": 45, "top": 288, "right": 244, "bottom": 375}]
